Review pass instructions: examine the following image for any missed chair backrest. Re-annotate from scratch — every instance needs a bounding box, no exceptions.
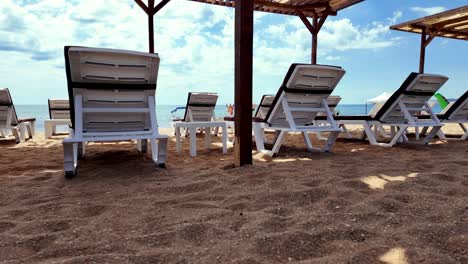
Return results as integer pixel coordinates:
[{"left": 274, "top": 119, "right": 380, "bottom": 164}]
[
  {"left": 375, "top": 72, "right": 448, "bottom": 123},
  {"left": 264, "top": 64, "right": 345, "bottom": 127},
  {"left": 254, "top": 95, "right": 275, "bottom": 119},
  {"left": 368, "top": 102, "right": 385, "bottom": 117},
  {"left": 48, "top": 99, "right": 70, "bottom": 119},
  {"left": 0, "top": 88, "right": 18, "bottom": 127},
  {"left": 65, "top": 46, "right": 160, "bottom": 133},
  {"left": 183, "top": 92, "right": 218, "bottom": 122},
  {"left": 442, "top": 90, "right": 468, "bottom": 121}
]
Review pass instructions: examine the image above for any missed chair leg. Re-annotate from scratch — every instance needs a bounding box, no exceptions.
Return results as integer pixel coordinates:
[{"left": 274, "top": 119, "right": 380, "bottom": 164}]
[
  {"left": 26, "top": 123, "right": 33, "bottom": 139},
  {"left": 459, "top": 123, "right": 467, "bottom": 132},
  {"left": 45, "top": 122, "right": 53, "bottom": 139},
  {"left": 175, "top": 126, "right": 182, "bottom": 153},
  {"left": 302, "top": 132, "right": 313, "bottom": 152},
  {"left": 323, "top": 131, "right": 340, "bottom": 152},
  {"left": 0, "top": 129, "right": 5, "bottom": 138},
  {"left": 388, "top": 126, "right": 407, "bottom": 146},
  {"left": 270, "top": 131, "right": 286, "bottom": 156},
  {"left": 204, "top": 127, "right": 211, "bottom": 149},
  {"left": 29, "top": 121, "right": 35, "bottom": 137},
  {"left": 436, "top": 129, "right": 447, "bottom": 140},
  {"left": 137, "top": 139, "right": 148, "bottom": 153},
  {"left": 63, "top": 141, "right": 78, "bottom": 178},
  {"left": 340, "top": 124, "right": 352, "bottom": 139},
  {"left": 189, "top": 127, "right": 197, "bottom": 157},
  {"left": 221, "top": 124, "right": 227, "bottom": 154},
  {"left": 461, "top": 127, "right": 468, "bottom": 140},
  {"left": 151, "top": 138, "right": 167, "bottom": 167},
  {"left": 420, "top": 126, "right": 429, "bottom": 136},
  {"left": 363, "top": 123, "right": 378, "bottom": 145},
  {"left": 253, "top": 123, "right": 266, "bottom": 151},
  {"left": 12, "top": 127, "right": 21, "bottom": 143},
  {"left": 423, "top": 126, "right": 442, "bottom": 145},
  {"left": 78, "top": 142, "right": 86, "bottom": 160}
]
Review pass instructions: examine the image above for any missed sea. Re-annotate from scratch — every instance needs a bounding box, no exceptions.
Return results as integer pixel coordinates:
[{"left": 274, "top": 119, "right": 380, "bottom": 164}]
[{"left": 15, "top": 104, "right": 442, "bottom": 132}]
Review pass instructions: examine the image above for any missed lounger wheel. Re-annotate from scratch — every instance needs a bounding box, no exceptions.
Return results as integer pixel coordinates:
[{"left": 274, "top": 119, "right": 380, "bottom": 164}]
[
  {"left": 158, "top": 163, "right": 166, "bottom": 169},
  {"left": 64, "top": 170, "right": 76, "bottom": 179}
]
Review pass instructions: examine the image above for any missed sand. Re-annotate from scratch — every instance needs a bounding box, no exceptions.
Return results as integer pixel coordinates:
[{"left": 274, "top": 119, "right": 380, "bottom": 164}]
[{"left": 0, "top": 125, "right": 467, "bottom": 264}]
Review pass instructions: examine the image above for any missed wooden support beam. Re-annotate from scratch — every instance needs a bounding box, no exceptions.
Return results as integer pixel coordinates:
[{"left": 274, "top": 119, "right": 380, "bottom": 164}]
[
  {"left": 419, "top": 27, "right": 427, "bottom": 73},
  {"left": 316, "top": 12, "right": 329, "bottom": 32},
  {"left": 298, "top": 10, "right": 330, "bottom": 65},
  {"left": 148, "top": 0, "right": 155, "bottom": 53},
  {"left": 154, "top": 0, "right": 171, "bottom": 14},
  {"left": 134, "top": 0, "right": 148, "bottom": 14},
  {"left": 312, "top": 15, "right": 318, "bottom": 64},
  {"left": 255, "top": 0, "right": 329, "bottom": 12},
  {"left": 297, "top": 10, "right": 315, "bottom": 35},
  {"left": 234, "top": 0, "right": 254, "bottom": 166},
  {"left": 424, "top": 34, "right": 436, "bottom": 48}
]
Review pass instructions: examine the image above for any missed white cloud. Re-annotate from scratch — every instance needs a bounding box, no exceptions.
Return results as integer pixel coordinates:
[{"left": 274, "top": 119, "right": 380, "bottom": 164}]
[
  {"left": 410, "top": 6, "right": 447, "bottom": 16},
  {"left": 325, "top": 55, "right": 341, "bottom": 61},
  {"left": 0, "top": 0, "right": 404, "bottom": 105}
]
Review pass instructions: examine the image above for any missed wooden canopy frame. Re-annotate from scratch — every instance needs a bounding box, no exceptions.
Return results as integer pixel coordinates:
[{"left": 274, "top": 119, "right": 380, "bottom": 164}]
[
  {"left": 390, "top": 5, "right": 468, "bottom": 73},
  {"left": 134, "top": 0, "right": 363, "bottom": 166}
]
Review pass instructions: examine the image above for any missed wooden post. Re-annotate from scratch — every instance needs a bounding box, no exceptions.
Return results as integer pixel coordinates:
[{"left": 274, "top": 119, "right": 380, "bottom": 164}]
[
  {"left": 234, "top": 0, "right": 254, "bottom": 166},
  {"left": 148, "top": 0, "right": 155, "bottom": 53},
  {"left": 312, "top": 15, "right": 318, "bottom": 64},
  {"left": 419, "top": 27, "right": 426, "bottom": 73}
]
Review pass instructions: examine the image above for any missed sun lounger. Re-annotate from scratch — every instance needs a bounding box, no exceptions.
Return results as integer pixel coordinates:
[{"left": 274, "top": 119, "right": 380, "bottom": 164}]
[
  {"left": 0, "top": 88, "right": 35, "bottom": 143},
  {"left": 335, "top": 72, "right": 448, "bottom": 147},
  {"left": 44, "top": 99, "right": 71, "bottom": 139},
  {"left": 171, "top": 92, "right": 227, "bottom": 157},
  {"left": 63, "top": 46, "right": 168, "bottom": 178},
  {"left": 253, "top": 64, "right": 345, "bottom": 156},
  {"left": 418, "top": 90, "right": 467, "bottom": 140}
]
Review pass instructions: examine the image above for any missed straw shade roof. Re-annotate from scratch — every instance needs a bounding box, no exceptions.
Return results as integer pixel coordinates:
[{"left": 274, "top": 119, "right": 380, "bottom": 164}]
[
  {"left": 189, "top": 0, "right": 363, "bottom": 17},
  {"left": 390, "top": 5, "right": 468, "bottom": 41}
]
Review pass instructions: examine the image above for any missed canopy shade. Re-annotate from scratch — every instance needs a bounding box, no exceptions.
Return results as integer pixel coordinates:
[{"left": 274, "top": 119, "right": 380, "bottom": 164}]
[
  {"left": 390, "top": 5, "right": 468, "bottom": 41},
  {"left": 188, "top": 0, "right": 363, "bottom": 18},
  {"left": 367, "top": 92, "right": 391, "bottom": 103}
]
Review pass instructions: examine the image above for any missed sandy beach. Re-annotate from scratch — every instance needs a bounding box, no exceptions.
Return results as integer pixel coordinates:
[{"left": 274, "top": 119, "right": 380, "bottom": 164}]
[{"left": 0, "top": 125, "right": 467, "bottom": 263}]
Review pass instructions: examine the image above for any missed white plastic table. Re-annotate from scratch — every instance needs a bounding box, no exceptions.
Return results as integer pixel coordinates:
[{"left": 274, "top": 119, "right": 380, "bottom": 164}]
[
  {"left": 173, "top": 121, "right": 227, "bottom": 157},
  {"left": 44, "top": 119, "right": 71, "bottom": 139}
]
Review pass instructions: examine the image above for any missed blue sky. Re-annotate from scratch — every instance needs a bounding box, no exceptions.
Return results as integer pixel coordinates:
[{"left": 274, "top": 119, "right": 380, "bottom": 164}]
[{"left": 0, "top": 0, "right": 467, "bottom": 105}]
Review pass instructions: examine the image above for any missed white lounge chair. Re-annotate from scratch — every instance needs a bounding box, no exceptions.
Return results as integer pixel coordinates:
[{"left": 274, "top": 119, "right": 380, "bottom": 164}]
[
  {"left": 0, "top": 88, "right": 35, "bottom": 143},
  {"left": 63, "top": 46, "right": 168, "bottom": 178},
  {"left": 223, "top": 95, "right": 275, "bottom": 145},
  {"left": 44, "top": 99, "right": 71, "bottom": 139},
  {"left": 171, "top": 92, "right": 227, "bottom": 157},
  {"left": 253, "top": 64, "right": 345, "bottom": 156},
  {"left": 419, "top": 90, "right": 468, "bottom": 140},
  {"left": 335, "top": 72, "right": 448, "bottom": 147}
]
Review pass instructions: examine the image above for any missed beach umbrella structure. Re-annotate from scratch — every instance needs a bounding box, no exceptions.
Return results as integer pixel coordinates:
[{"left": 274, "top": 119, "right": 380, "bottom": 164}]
[
  {"left": 390, "top": 5, "right": 468, "bottom": 73},
  {"left": 134, "top": 0, "right": 364, "bottom": 166},
  {"left": 367, "top": 92, "right": 391, "bottom": 104}
]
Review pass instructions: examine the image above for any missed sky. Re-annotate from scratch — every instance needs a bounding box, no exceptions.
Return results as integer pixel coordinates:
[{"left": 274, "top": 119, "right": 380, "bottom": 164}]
[{"left": 0, "top": 0, "right": 467, "bottom": 105}]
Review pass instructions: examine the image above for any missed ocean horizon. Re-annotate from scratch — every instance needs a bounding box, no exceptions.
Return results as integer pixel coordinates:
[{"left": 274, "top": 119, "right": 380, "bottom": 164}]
[{"left": 15, "top": 103, "right": 442, "bottom": 132}]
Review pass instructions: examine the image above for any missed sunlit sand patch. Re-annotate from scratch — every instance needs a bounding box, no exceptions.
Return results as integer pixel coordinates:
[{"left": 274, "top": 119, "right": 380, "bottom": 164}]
[
  {"left": 253, "top": 152, "right": 269, "bottom": 162},
  {"left": 380, "top": 175, "right": 407, "bottom": 182},
  {"left": 41, "top": 169, "right": 61, "bottom": 173},
  {"left": 361, "top": 173, "right": 419, "bottom": 190},
  {"left": 350, "top": 147, "right": 366, "bottom": 152},
  {"left": 361, "top": 176, "right": 388, "bottom": 190},
  {"left": 379, "top": 247, "right": 409, "bottom": 264},
  {"left": 273, "top": 158, "right": 296, "bottom": 163}
]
